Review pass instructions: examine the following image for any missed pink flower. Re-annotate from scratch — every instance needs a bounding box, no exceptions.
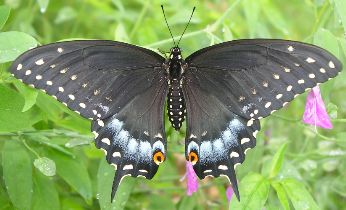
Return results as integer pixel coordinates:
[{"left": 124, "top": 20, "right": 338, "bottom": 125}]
[
  {"left": 226, "top": 186, "right": 234, "bottom": 202},
  {"left": 182, "top": 161, "right": 198, "bottom": 196},
  {"left": 303, "top": 86, "right": 333, "bottom": 129}
]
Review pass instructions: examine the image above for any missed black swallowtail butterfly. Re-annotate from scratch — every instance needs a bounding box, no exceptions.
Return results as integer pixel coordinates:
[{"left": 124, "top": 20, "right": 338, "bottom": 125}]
[{"left": 9, "top": 8, "right": 342, "bottom": 201}]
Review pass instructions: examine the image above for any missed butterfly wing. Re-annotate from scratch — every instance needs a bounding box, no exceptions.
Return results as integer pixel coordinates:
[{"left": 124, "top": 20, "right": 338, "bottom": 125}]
[
  {"left": 91, "top": 74, "right": 167, "bottom": 200},
  {"left": 186, "top": 39, "right": 342, "bottom": 119},
  {"left": 11, "top": 40, "right": 165, "bottom": 120},
  {"left": 183, "top": 83, "right": 260, "bottom": 200},
  {"left": 10, "top": 40, "right": 168, "bottom": 200},
  {"left": 183, "top": 39, "right": 342, "bottom": 199}
]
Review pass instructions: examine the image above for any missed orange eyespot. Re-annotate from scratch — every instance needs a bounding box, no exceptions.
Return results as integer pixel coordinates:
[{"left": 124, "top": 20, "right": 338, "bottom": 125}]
[
  {"left": 153, "top": 151, "right": 165, "bottom": 165},
  {"left": 188, "top": 151, "right": 198, "bottom": 165}
]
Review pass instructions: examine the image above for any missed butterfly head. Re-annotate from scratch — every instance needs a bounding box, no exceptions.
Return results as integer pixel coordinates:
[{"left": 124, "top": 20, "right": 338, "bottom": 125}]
[{"left": 170, "top": 47, "right": 182, "bottom": 58}]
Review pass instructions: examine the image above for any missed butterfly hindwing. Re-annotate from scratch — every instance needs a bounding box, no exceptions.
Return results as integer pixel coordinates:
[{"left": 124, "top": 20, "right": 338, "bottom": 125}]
[
  {"left": 186, "top": 39, "right": 342, "bottom": 119},
  {"left": 10, "top": 40, "right": 168, "bottom": 200},
  {"left": 183, "top": 82, "right": 260, "bottom": 200},
  {"left": 92, "top": 73, "right": 168, "bottom": 199}
]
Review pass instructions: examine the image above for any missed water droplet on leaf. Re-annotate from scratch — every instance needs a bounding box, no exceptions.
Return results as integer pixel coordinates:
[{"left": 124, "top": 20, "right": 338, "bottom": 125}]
[{"left": 34, "top": 157, "right": 56, "bottom": 176}]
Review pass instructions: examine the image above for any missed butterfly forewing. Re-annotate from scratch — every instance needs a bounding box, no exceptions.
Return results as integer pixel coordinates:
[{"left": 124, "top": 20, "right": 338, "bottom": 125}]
[
  {"left": 186, "top": 39, "right": 342, "bottom": 119},
  {"left": 11, "top": 40, "right": 165, "bottom": 120},
  {"left": 10, "top": 40, "right": 168, "bottom": 200}
]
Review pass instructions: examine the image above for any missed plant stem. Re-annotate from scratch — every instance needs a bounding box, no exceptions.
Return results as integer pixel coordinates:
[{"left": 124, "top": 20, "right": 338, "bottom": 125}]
[
  {"left": 209, "top": 0, "right": 242, "bottom": 32},
  {"left": 22, "top": 139, "right": 40, "bottom": 158},
  {"left": 0, "top": 129, "right": 92, "bottom": 139}
]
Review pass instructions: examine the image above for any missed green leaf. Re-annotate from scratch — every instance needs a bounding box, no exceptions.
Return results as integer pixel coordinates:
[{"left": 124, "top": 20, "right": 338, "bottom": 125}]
[
  {"left": 242, "top": 0, "right": 260, "bottom": 38},
  {"left": 13, "top": 80, "right": 38, "bottom": 112},
  {"left": 97, "top": 158, "right": 136, "bottom": 210},
  {"left": 271, "top": 181, "right": 290, "bottom": 210},
  {"left": 32, "top": 173, "right": 60, "bottom": 210},
  {"left": 0, "top": 31, "right": 37, "bottom": 63},
  {"left": 35, "top": 92, "right": 65, "bottom": 121},
  {"left": 313, "top": 28, "right": 339, "bottom": 57},
  {"left": 332, "top": 0, "right": 346, "bottom": 33},
  {"left": 261, "top": 0, "right": 288, "bottom": 35},
  {"left": 37, "top": 0, "right": 50, "bottom": 13},
  {"left": 222, "top": 25, "right": 233, "bottom": 41},
  {"left": 0, "top": 5, "right": 11, "bottom": 30},
  {"left": 327, "top": 102, "right": 338, "bottom": 119},
  {"left": 65, "top": 137, "right": 92, "bottom": 148},
  {"left": 61, "top": 197, "right": 85, "bottom": 210},
  {"left": 28, "top": 134, "right": 75, "bottom": 157},
  {"left": 114, "top": 23, "right": 129, "bottom": 42},
  {"left": 148, "top": 195, "right": 175, "bottom": 210},
  {"left": 113, "top": 174, "right": 136, "bottom": 208},
  {"left": 339, "top": 38, "right": 346, "bottom": 57},
  {"left": 0, "top": 84, "right": 42, "bottom": 132},
  {"left": 332, "top": 37, "right": 346, "bottom": 88},
  {"left": 54, "top": 7, "right": 77, "bottom": 24},
  {"left": 230, "top": 173, "right": 270, "bottom": 210},
  {"left": 178, "top": 195, "right": 197, "bottom": 210},
  {"left": 0, "top": 182, "right": 12, "bottom": 209},
  {"left": 322, "top": 159, "right": 339, "bottom": 172},
  {"left": 111, "top": 0, "right": 125, "bottom": 12},
  {"left": 281, "top": 178, "right": 320, "bottom": 210},
  {"left": 57, "top": 115, "right": 90, "bottom": 134},
  {"left": 2, "top": 140, "right": 33, "bottom": 210},
  {"left": 48, "top": 150, "right": 92, "bottom": 203},
  {"left": 269, "top": 143, "right": 288, "bottom": 178},
  {"left": 34, "top": 157, "right": 56, "bottom": 176},
  {"left": 97, "top": 159, "right": 116, "bottom": 210},
  {"left": 313, "top": 28, "right": 340, "bottom": 97}
]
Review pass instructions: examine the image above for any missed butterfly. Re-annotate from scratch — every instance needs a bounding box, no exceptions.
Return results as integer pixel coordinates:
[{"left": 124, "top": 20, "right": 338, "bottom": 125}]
[{"left": 9, "top": 7, "right": 342, "bottom": 202}]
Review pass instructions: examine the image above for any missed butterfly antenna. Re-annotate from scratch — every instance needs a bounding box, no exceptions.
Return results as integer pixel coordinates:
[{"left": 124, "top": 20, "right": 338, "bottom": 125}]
[
  {"left": 177, "top": 6, "right": 196, "bottom": 46},
  {"left": 161, "top": 5, "right": 176, "bottom": 46}
]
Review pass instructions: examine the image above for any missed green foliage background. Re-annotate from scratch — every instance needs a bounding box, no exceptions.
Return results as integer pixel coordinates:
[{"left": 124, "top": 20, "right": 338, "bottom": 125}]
[{"left": 0, "top": 0, "right": 346, "bottom": 209}]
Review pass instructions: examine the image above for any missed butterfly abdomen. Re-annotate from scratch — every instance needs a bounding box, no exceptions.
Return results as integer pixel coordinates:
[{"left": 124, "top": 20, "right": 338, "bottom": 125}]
[{"left": 167, "top": 79, "right": 186, "bottom": 130}]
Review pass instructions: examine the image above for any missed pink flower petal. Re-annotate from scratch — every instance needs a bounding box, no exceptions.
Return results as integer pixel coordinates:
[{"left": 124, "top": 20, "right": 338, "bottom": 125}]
[
  {"left": 186, "top": 161, "right": 198, "bottom": 196},
  {"left": 226, "top": 186, "right": 234, "bottom": 202},
  {"left": 303, "top": 86, "right": 333, "bottom": 129}
]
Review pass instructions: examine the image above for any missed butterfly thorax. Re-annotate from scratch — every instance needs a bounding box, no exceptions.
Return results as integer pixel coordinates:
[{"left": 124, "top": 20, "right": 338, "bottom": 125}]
[{"left": 165, "top": 47, "right": 186, "bottom": 130}]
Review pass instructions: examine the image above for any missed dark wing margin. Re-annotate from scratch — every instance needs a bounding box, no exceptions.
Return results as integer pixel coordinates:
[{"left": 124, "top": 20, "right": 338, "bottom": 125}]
[
  {"left": 10, "top": 40, "right": 168, "bottom": 201},
  {"left": 186, "top": 39, "right": 342, "bottom": 120},
  {"left": 183, "top": 39, "right": 342, "bottom": 200}
]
